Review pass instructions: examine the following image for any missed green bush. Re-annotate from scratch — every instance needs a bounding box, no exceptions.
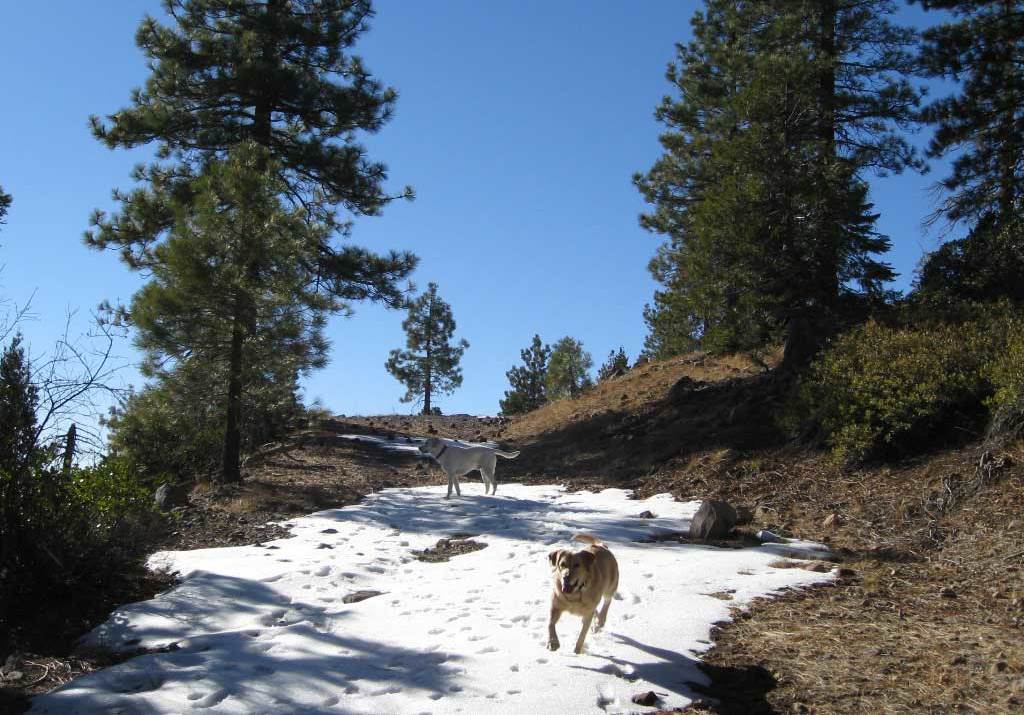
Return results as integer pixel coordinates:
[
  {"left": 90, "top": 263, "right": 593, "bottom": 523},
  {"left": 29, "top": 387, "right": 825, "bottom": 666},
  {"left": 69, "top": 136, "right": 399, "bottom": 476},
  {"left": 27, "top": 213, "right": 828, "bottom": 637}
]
[
  {"left": 70, "top": 458, "right": 158, "bottom": 535},
  {"left": 787, "top": 319, "right": 998, "bottom": 465},
  {"left": 986, "top": 318, "right": 1024, "bottom": 440}
]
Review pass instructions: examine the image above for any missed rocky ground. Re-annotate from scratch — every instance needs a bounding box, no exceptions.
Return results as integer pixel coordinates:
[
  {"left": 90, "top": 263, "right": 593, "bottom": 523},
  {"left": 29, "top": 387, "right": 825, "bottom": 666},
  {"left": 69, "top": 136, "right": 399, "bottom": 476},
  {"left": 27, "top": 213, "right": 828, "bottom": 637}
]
[{"left": 2, "top": 353, "right": 1022, "bottom": 713}]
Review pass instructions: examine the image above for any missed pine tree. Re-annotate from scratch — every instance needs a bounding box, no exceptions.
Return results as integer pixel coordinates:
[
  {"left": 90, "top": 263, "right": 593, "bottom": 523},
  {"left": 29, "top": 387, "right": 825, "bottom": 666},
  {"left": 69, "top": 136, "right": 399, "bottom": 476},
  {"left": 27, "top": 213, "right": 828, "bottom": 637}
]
[
  {"left": 546, "top": 337, "right": 592, "bottom": 400},
  {"left": 0, "top": 185, "right": 10, "bottom": 226},
  {"left": 915, "top": 0, "right": 1024, "bottom": 227},
  {"left": 597, "top": 347, "right": 629, "bottom": 382},
  {"left": 127, "top": 144, "right": 332, "bottom": 473},
  {"left": 912, "top": 1, "right": 1024, "bottom": 307},
  {"left": 0, "top": 334, "right": 37, "bottom": 481},
  {"left": 88, "top": 0, "right": 417, "bottom": 482},
  {"left": 0, "top": 334, "right": 40, "bottom": 571},
  {"left": 385, "top": 283, "right": 468, "bottom": 415},
  {"left": 499, "top": 334, "right": 550, "bottom": 415},
  {"left": 635, "top": 0, "right": 918, "bottom": 362}
]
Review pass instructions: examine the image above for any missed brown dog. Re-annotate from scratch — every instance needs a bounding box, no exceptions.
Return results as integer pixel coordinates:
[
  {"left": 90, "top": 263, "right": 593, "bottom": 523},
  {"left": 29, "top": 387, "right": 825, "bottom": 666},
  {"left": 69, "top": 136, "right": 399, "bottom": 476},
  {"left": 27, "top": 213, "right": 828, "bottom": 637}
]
[{"left": 547, "top": 534, "right": 619, "bottom": 654}]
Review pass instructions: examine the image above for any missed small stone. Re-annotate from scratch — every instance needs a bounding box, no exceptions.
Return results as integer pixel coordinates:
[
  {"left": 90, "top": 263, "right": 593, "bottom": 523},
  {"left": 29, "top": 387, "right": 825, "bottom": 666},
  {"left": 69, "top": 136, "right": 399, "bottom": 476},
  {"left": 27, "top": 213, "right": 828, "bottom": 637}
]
[
  {"left": 637, "top": 510, "right": 656, "bottom": 519},
  {"left": 630, "top": 691, "right": 659, "bottom": 706},
  {"left": 939, "top": 587, "right": 958, "bottom": 599},
  {"left": 343, "top": 590, "right": 383, "bottom": 604},
  {"left": 320, "top": 528, "right": 338, "bottom": 534}
]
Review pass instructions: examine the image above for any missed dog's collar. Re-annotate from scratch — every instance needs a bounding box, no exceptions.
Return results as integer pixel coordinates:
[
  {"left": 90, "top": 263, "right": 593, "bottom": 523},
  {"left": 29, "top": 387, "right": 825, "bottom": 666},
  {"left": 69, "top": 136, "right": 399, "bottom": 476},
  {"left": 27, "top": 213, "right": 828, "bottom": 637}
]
[{"left": 435, "top": 444, "right": 448, "bottom": 459}]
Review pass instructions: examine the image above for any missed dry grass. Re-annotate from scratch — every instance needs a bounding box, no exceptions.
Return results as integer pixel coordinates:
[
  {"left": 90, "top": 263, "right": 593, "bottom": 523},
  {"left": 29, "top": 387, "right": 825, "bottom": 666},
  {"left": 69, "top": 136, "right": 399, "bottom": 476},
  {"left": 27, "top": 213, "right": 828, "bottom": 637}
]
[{"left": 502, "top": 349, "right": 777, "bottom": 442}]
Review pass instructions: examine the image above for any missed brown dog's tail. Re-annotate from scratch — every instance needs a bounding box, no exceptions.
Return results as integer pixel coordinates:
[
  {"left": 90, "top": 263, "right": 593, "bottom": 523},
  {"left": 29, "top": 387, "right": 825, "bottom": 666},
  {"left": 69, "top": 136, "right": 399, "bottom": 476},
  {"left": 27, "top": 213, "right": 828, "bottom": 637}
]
[{"left": 573, "top": 533, "right": 603, "bottom": 546}]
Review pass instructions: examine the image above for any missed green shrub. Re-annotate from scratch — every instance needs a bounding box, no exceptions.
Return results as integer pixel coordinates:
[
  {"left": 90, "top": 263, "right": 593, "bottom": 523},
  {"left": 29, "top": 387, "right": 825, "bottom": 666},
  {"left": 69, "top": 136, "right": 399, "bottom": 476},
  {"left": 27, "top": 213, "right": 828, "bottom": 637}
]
[
  {"left": 986, "top": 318, "right": 1024, "bottom": 440},
  {"left": 70, "top": 458, "right": 158, "bottom": 535},
  {"left": 787, "top": 320, "right": 998, "bottom": 464}
]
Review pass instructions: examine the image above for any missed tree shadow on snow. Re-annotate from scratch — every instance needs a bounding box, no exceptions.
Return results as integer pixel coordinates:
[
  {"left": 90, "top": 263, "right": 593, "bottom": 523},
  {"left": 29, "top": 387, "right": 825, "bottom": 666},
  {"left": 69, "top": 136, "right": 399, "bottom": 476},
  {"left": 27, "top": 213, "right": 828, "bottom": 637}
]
[{"left": 35, "top": 573, "right": 464, "bottom": 714}]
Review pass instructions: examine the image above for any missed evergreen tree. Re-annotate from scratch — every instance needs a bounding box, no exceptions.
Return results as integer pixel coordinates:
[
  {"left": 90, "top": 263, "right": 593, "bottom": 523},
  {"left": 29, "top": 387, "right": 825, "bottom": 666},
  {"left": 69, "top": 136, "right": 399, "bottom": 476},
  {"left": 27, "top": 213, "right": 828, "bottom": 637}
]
[
  {"left": 913, "top": 1, "right": 1024, "bottom": 307},
  {"left": 597, "top": 347, "right": 629, "bottom": 382},
  {"left": 385, "top": 283, "right": 468, "bottom": 415},
  {"left": 546, "top": 337, "right": 592, "bottom": 400},
  {"left": 635, "top": 0, "right": 918, "bottom": 362},
  {"left": 88, "top": 0, "right": 417, "bottom": 482},
  {"left": 915, "top": 0, "right": 1024, "bottom": 227},
  {"left": 126, "top": 144, "right": 330, "bottom": 475},
  {"left": 0, "top": 334, "right": 40, "bottom": 571},
  {"left": 499, "top": 334, "right": 550, "bottom": 415},
  {"left": 0, "top": 334, "right": 38, "bottom": 481},
  {"left": 0, "top": 185, "right": 10, "bottom": 226}
]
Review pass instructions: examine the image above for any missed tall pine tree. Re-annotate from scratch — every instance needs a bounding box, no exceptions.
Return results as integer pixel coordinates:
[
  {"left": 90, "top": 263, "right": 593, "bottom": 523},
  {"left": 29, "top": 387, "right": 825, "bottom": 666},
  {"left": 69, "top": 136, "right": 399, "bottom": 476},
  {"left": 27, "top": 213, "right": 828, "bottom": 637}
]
[
  {"left": 88, "top": 0, "right": 417, "bottom": 482},
  {"left": 385, "top": 283, "right": 469, "bottom": 415},
  {"left": 912, "top": 0, "right": 1024, "bottom": 307},
  {"left": 499, "top": 334, "right": 550, "bottom": 415},
  {"left": 636, "top": 0, "right": 919, "bottom": 363}
]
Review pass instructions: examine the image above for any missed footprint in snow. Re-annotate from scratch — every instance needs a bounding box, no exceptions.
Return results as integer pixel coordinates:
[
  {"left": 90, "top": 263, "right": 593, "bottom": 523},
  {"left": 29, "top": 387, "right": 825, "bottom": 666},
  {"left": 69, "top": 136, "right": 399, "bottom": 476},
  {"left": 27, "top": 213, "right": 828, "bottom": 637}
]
[{"left": 190, "top": 688, "right": 229, "bottom": 709}]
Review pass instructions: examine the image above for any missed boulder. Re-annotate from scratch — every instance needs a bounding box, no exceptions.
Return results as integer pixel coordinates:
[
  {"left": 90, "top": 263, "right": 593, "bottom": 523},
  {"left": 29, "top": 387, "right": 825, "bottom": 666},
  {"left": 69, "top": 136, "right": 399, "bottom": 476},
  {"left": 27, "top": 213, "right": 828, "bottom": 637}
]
[
  {"left": 689, "top": 500, "right": 738, "bottom": 541},
  {"left": 154, "top": 481, "right": 189, "bottom": 510}
]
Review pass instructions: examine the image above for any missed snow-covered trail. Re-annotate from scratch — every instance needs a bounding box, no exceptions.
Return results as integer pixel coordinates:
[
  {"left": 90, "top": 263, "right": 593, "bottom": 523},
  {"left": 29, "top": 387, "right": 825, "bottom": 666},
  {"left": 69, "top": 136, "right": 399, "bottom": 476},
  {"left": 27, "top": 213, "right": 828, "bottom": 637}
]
[{"left": 31, "top": 484, "right": 834, "bottom": 714}]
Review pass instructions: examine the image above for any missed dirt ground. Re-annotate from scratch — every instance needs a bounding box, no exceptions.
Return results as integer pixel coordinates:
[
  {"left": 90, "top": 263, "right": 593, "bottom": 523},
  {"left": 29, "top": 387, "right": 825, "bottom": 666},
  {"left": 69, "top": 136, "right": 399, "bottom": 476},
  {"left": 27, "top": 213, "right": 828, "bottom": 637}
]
[{"left": 3, "top": 352, "right": 1022, "bottom": 713}]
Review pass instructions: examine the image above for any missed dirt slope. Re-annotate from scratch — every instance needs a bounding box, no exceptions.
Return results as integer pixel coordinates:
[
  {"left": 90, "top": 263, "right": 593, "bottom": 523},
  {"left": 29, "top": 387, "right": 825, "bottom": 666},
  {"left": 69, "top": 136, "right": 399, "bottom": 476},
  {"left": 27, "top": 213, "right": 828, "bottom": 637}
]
[{"left": 3, "top": 351, "right": 1021, "bottom": 713}]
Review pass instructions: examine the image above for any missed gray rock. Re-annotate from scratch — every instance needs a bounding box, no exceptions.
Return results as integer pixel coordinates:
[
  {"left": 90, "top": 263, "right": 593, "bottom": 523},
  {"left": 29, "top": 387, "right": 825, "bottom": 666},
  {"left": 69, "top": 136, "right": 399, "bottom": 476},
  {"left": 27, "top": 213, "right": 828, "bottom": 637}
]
[
  {"left": 756, "top": 529, "right": 785, "bottom": 543},
  {"left": 154, "top": 482, "right": 189, "bottom": 510},
  {"left": 689, "top": 500, "right": 738, "bottom": 541},
  {"left": 343, "top": 590, "right": 383, "bottom": 604}
]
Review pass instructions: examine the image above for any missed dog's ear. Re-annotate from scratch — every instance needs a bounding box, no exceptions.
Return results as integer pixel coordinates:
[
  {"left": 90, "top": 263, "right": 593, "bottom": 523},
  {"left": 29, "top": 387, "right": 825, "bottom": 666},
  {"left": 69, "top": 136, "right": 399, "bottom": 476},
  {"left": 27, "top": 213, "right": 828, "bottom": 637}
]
[
  {"left": 548, "top": 549, "right": 563, "bottom": 568},
  {"left": 577, "top": 550, "right": 596, "bottom": 571}
]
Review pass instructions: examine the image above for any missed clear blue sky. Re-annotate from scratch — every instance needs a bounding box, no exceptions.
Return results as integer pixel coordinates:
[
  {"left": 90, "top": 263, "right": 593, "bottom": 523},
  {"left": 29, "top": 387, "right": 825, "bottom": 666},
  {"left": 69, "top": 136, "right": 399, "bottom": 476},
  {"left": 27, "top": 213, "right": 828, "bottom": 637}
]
[{"left": 1, "top": 0, "right": 951, "bottom": 420}]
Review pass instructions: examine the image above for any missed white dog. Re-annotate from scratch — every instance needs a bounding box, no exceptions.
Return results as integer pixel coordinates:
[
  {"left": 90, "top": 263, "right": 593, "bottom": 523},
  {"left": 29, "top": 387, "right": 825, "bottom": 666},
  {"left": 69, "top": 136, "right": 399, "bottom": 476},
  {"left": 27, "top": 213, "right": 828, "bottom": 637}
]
[{"left": 418, "top": 437, "right": 520, "bottom": 498}]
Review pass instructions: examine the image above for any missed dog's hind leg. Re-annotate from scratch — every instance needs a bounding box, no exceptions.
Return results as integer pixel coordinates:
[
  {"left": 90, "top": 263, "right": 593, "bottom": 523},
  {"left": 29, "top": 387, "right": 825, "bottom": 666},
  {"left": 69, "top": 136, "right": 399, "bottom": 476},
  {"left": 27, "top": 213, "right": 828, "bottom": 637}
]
[
  {"left": 594, "top": 596, "right": 612, "bottom": 632},
  {"left": 481, "top": 463, "right": 496, "bottom": 494}
]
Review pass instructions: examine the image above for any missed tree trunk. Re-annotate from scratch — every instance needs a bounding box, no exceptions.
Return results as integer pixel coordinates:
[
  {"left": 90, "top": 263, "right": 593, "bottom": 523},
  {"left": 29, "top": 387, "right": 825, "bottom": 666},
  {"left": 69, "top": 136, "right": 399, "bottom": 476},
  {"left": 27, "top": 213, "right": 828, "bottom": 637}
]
[
  {"left": 422, "top": 297, "right": 433, "bottom": 415},
  {"left": 815, "top": 0, "right": 840, "bottom": 318},
  {"left": 221, "top": 0, "right": 278, "bottom": 483}
]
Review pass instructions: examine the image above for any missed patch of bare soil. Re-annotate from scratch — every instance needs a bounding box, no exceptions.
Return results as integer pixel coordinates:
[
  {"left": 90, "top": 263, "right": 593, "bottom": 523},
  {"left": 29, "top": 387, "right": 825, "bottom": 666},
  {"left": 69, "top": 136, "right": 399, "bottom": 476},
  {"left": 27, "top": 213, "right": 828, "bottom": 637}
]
[
  {"left": 413, "top": 535, "right": 488, "bottom": 563},
  {"left": 662, "top": 444, "right": 1024, "bottom": 714}
]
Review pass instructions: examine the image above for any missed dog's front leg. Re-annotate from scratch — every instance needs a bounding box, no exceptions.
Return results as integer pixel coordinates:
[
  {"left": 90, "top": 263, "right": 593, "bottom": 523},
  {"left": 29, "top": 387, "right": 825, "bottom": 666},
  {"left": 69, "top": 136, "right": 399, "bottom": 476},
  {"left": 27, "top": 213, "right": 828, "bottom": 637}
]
[
  {"left": 574, "top": 613, "right": 594, "bottom": 654},
  {"left": 446, "top": 472, "right": 454, "bottom": 499},
  {"left": 546, "top": 604, "right": 562, "bottom": 651}
]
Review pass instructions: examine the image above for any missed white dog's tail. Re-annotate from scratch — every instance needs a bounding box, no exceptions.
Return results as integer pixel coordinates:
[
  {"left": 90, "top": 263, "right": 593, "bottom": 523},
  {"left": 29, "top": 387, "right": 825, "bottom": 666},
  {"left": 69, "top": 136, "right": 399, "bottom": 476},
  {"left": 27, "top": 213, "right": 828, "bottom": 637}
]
[{"left": 494, "top": 449, "right": 520, "bottom": 459}]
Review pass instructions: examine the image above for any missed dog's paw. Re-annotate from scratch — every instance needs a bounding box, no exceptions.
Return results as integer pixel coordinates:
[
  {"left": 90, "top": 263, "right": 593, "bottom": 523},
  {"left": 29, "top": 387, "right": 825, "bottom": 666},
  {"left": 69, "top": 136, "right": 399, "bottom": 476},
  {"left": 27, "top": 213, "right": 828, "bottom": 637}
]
[{"left": 546, "top": 639, "right": 560, "bottom": 651}]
